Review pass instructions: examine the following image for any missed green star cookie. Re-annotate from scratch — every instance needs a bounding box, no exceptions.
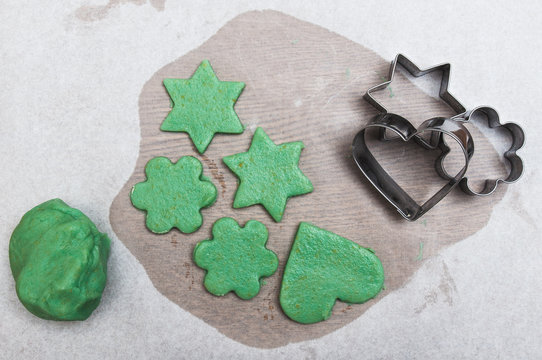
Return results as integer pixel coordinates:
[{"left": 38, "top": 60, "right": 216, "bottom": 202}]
[
  {"left": 193, "top": 217, "right": 278, "bottom": 300},
  {"left": 223, "top": 127, "right": 313, "bottom": 222},
  {"left": 161, "top": 60, "right": 246, "bottom": 153},
  {"left": 130, "top": 156, "right": 217, "bottom": 234},
  {"left": 280, "top": 222, "right": 385, "bottom": 324}
]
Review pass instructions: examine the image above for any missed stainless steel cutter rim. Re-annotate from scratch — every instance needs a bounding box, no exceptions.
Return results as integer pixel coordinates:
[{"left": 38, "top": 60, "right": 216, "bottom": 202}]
[
  {"left": 364, "top": 54, "right": 467, "bottom": 125},
  {"left": 363, "top": 54, "right": 526, "bottom": 197},
  {"left": 352, "top": 113, "right": 474, "bottom": 221},
  {"left": 437, "top": 106, "right": 525, "bottom": 196}
]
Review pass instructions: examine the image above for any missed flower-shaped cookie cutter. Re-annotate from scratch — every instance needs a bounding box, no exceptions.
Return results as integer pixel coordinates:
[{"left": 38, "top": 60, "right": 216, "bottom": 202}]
[{"left": 441, "top": 106, "right": 525, "bottom": 196}]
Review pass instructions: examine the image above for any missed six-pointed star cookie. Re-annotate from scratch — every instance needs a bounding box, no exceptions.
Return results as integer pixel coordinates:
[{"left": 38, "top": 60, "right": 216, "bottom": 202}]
[
  {"left": 223, "top": 127, "right": 313, "bottom": 222},
  {"left": 161, "top": 60, "right": 246, "bottom": 153},
  {"left": 130, "top": 156, "right": 217, "bottom": 234}
]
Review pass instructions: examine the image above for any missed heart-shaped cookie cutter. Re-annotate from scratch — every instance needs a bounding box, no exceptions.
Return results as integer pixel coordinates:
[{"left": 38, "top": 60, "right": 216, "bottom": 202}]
[{"left": 352, "top": 113, "right": 474, "bottom": 221}]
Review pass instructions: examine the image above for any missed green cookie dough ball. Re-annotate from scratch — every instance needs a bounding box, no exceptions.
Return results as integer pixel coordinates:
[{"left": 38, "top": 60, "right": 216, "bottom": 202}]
[{"left": 9, "top": 199, "right": 111, "bottom": 321}]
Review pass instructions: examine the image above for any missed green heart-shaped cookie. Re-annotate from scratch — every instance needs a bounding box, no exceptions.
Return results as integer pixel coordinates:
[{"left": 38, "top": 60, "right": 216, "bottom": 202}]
[{"left": 279, "top": 222, "right": 384, "bottom": 324}]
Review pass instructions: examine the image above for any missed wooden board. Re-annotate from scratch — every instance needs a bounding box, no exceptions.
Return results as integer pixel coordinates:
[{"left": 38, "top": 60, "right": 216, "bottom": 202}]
[{"left": 110, "top": 10, "right": 508, "bottom": 348}]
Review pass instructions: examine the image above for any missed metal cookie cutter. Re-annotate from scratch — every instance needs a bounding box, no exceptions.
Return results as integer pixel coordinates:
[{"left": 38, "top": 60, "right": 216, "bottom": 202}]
[
  {"left": 438, "top": 106, "right": 525, "bottom": 196},
  {"left": 352, "top": 113, "right": 474, "bottom": 221},
  {"left": 363, "top": 54, "right": 525, "bottom": 195},
  {"left": 354, "top": 54, "right": 525, "bottom": 221},
  {"left": 364, "top": 54, "right": 466, "bottom": 147}
]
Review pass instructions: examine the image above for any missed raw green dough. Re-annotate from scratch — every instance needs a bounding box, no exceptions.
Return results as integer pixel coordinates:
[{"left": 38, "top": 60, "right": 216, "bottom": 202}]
[
  {"left": 9, "top": 199, "right": 110, "bottom": 321},
  {"left": 161, "top": 60, "right": 246, "bottom": 154},
  {"left": 223, "top": 127, "right": 313, "bottom": 222},
  {"left": 280, "top": 222, "right": 384, "bottom": 324},
  {"left": 131, "top": 156, "right": 217, "bottom": 234},
  {"left": 193, "top": 217, "right": 278, "bottom": 300}
]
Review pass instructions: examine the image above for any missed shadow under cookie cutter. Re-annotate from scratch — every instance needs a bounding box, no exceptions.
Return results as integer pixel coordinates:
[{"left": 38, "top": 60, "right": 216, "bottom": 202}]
[{"left": 352, "top": 113, "right": 474, "bottom": 221}]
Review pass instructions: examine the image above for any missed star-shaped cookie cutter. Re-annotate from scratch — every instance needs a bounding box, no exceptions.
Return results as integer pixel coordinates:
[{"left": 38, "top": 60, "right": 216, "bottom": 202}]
[
  {"left": 364, "top": 54, "right": 466, "bottom": 149},
  {"left": 364, "top": 54, "right": 466, "bottom": 117}
]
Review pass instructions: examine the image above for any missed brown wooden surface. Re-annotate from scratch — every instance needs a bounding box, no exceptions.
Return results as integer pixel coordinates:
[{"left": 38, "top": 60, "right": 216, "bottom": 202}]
[{"left": 110, "top": 10, "right": 507, "bottom": 348}]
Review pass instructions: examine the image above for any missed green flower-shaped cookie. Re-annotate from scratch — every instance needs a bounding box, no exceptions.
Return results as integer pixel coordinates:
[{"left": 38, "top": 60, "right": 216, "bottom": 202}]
[
  {"left": 130, "top": 156, "right": 217, "bottom": 234},
  {"left": 161, "top": 60, "right": 246, "bottom": 154},
  {"left": 223, "top": 127, "right": 313, "bottom": 222},
  {"left": 193, "top": 217, "right": 278, "bottom": 300}
]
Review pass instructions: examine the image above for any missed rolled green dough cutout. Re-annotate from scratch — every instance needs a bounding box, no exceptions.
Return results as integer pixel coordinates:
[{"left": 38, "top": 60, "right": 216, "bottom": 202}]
[
  {"left": 280, "top": 222, "right": 384, "bottom": 324},
  {"left": 130, "top": 156, "right": 217, "bottom": 234},
  {"left": 193, "top": 217, "right": 278, "bottom": 300},
  {"left": 223, "top": 127, "right": 313, "bottom": 222},
  {"left": 161, "top": 60, "right": 246, "bottom": 154},
  {"left": 9, "top": 199, "right": 111, "bottom": 321}
]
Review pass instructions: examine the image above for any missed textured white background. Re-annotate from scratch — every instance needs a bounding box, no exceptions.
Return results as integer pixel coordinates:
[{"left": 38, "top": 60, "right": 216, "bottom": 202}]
[{"left": 1, "top": 1, "right": 541, "bottom": 358}]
